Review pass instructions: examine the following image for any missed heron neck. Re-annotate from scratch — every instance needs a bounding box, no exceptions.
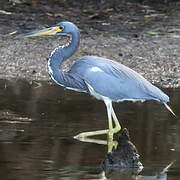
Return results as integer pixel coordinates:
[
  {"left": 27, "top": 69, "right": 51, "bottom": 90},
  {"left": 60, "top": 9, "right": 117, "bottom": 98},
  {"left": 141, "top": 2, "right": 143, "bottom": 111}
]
[
  {"left": 49, "top": 31, "right": 80, "bottom": 67},
  {"left": 48, "top": 30, "right": 80, "bottom": 82}
]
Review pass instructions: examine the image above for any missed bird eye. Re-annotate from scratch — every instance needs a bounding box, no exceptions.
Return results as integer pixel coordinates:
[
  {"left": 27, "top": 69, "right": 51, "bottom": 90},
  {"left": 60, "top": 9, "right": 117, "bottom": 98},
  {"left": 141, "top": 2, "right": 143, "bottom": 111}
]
[{"left": 59, "top": 26, "right": 64, "bottom": 30}]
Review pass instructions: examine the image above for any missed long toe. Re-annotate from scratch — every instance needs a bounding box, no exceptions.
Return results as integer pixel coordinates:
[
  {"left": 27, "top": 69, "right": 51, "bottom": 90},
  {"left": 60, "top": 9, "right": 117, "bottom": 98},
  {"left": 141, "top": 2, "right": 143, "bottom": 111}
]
[
  {"left": 74, "top": 132, "right": 87, "bottom": 140},
  {"left": 74, "top": 129, "right": 109, "bottom": 140}
]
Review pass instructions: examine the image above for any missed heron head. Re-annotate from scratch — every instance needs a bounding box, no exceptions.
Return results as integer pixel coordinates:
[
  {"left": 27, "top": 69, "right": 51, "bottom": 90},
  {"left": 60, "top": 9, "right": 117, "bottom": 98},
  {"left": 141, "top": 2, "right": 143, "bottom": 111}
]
[
  {"left": 55, "top": 22, "right": 79, "bottom": 35},
  {"left": 16, "top": 21, "right": 78, "bottom": 38}
]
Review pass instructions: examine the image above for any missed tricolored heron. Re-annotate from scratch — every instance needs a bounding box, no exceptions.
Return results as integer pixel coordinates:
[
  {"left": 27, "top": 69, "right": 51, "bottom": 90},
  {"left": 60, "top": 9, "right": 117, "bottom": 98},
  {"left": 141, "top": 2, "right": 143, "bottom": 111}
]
[{"left": 18, "top": 21, "right": 176, "bottom": 140}]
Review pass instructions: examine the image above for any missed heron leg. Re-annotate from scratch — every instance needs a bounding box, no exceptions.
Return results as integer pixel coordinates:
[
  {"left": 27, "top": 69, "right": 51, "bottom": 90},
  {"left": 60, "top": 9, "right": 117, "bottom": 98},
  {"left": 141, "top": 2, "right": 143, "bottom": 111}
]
[
  {"left": 74, "top": 99, "right": 121, "bottom": 141},
  {"left": 111, "top": 105, "right": 121, "bottom": 133},
  {"left": 104, "top": 99, "right": 121, "bottom": 140},
  {"left": 104, "top": 99, "right": 114, "bottom": 140},
  {"left": 74, "top": 99, "right": 111, "bottom": 140}
]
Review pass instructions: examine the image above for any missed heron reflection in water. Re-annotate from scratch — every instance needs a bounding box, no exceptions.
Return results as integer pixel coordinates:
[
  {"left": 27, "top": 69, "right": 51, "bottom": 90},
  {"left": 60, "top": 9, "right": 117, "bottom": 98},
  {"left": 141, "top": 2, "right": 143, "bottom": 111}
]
[{"left": 18, "top": 21, "right": 176, "bottom": 140}]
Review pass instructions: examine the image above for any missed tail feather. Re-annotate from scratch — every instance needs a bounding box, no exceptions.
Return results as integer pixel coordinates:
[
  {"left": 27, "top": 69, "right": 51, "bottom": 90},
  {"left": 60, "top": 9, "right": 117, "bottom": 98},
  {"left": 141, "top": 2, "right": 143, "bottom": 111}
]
[{"left": 163, "top": 103, "right": 177, "bottom": 118}]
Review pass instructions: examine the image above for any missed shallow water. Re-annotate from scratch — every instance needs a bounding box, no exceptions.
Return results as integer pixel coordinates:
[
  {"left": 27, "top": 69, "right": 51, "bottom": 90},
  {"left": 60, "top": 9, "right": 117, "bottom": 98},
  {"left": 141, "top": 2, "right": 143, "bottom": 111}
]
[{"left": 0, "top": 79, "right": 180, "bottom": 180}]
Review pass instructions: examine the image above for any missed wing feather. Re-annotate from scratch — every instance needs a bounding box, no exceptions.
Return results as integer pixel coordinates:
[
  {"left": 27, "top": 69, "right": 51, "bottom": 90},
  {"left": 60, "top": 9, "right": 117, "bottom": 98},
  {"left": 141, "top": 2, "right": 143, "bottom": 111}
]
[{"left": 69, "top": 56, "right": 169, "bottom": 102}]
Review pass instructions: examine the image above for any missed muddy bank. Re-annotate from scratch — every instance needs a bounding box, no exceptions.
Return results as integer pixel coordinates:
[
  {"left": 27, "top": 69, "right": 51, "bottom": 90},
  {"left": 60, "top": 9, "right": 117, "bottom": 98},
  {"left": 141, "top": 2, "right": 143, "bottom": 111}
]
[{"left": 0, "top": 1, "right": 180, "bottom": 87}]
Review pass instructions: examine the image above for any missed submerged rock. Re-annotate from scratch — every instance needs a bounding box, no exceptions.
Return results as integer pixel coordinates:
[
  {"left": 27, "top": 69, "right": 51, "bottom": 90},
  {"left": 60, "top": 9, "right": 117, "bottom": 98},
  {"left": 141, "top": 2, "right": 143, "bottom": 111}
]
[{"left": 102, "top": 128, "right": 143, "bottom": 177}]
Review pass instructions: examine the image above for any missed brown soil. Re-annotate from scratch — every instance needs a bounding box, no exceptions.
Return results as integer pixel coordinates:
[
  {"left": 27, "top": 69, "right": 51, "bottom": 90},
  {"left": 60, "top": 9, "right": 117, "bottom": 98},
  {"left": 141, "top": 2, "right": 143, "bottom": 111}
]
[{"left": 0, "top": 0, "right": 180, "bottom": 87}]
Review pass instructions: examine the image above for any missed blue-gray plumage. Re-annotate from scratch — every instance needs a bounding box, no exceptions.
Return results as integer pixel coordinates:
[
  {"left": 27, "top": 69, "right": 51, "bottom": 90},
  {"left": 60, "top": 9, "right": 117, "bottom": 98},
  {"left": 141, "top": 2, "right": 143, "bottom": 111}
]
[
  {"left": 68, "top": 56, "right": 169, "bottom": 102},
  {"left": 19, "top": 21, "right": 176, "bottom": 140}
]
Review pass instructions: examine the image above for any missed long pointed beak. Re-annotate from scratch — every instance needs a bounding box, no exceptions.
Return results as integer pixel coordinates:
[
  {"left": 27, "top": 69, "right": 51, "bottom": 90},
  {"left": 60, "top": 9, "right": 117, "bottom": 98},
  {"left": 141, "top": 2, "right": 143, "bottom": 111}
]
[{"left": 16, "top": 26, "right": 62, "bottom": 38}]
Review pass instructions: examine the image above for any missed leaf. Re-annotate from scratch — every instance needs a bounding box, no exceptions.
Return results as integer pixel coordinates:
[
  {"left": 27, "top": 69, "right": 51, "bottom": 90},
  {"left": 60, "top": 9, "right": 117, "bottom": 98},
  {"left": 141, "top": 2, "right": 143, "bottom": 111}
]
[
  {"left": 146, "top": 31, "right": 160, "bottom": 36},
  {"left": 144, "top": 13, "right": 164, "bottom": 18},
  {"left": 10, "top": 0, "right": 22, "bottom": 4},
  {"left": 0, "top": 10, "right": 12, "bottom": 15},
  {"left": 45, "top": 12, "right": 64, "bottom": 17},
  {"left": 168, "top": 28, "right": 180, "bottom": 33}
]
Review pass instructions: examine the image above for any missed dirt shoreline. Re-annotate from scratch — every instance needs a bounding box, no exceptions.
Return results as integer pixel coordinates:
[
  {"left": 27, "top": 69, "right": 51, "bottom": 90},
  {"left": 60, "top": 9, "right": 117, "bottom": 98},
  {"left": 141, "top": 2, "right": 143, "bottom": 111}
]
[{"left": 0, "top": 1, "right": 180, "bottom": 87}]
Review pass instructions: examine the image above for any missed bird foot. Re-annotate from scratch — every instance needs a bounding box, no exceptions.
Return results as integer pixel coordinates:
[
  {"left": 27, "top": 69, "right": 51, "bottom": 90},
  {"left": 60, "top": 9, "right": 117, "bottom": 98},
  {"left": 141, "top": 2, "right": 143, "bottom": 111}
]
[
  {"left": 73, "top": 132, "right": 87, "bottom": 141},
  {"left": 74, "top": 127, "right": 121, "bottom": 141},
  {"left": 107, "top": 131, "right": 114, "bottom": 141},
  {"left": 74, "top": 129, "right": 109, "bottom": 140}
]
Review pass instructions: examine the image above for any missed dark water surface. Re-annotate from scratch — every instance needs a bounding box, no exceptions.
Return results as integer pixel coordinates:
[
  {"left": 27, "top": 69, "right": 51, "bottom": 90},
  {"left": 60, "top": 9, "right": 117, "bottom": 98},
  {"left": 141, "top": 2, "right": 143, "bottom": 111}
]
[{"left": 0, "top": 79, "right": 180, "bottom": 180}]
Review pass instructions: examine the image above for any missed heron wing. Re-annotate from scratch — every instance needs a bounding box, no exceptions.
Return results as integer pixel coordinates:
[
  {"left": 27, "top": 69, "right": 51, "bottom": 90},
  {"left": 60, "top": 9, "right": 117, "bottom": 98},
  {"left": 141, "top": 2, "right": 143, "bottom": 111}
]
[
  {"left": 83, "top": 68, "right": 156, "bottom": 101},
  {"left": 69, "top": 56, "right": 169, "bottom": 102}
]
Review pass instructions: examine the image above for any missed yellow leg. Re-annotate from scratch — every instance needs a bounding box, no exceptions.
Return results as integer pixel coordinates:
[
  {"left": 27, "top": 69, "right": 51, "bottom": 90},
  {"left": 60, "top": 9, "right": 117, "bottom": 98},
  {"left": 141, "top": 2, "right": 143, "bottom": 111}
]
[
  {"left": 105, "top": 99, "right": 121, "bottom": 140},
  {"left": 111, "top": 106, "right": 121, "bottom": 133},
  {"left": 107, "top": 138, "right": 118, "bottom": 153},
  {"left": 73, "top": 136, "right": 118, "bottom": 153},
  {"left": 74, "top": 129, "right": 109, "bottom": 140},
  {"left": 74, "top": 99, "right": 121, "bottom": 141}
]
